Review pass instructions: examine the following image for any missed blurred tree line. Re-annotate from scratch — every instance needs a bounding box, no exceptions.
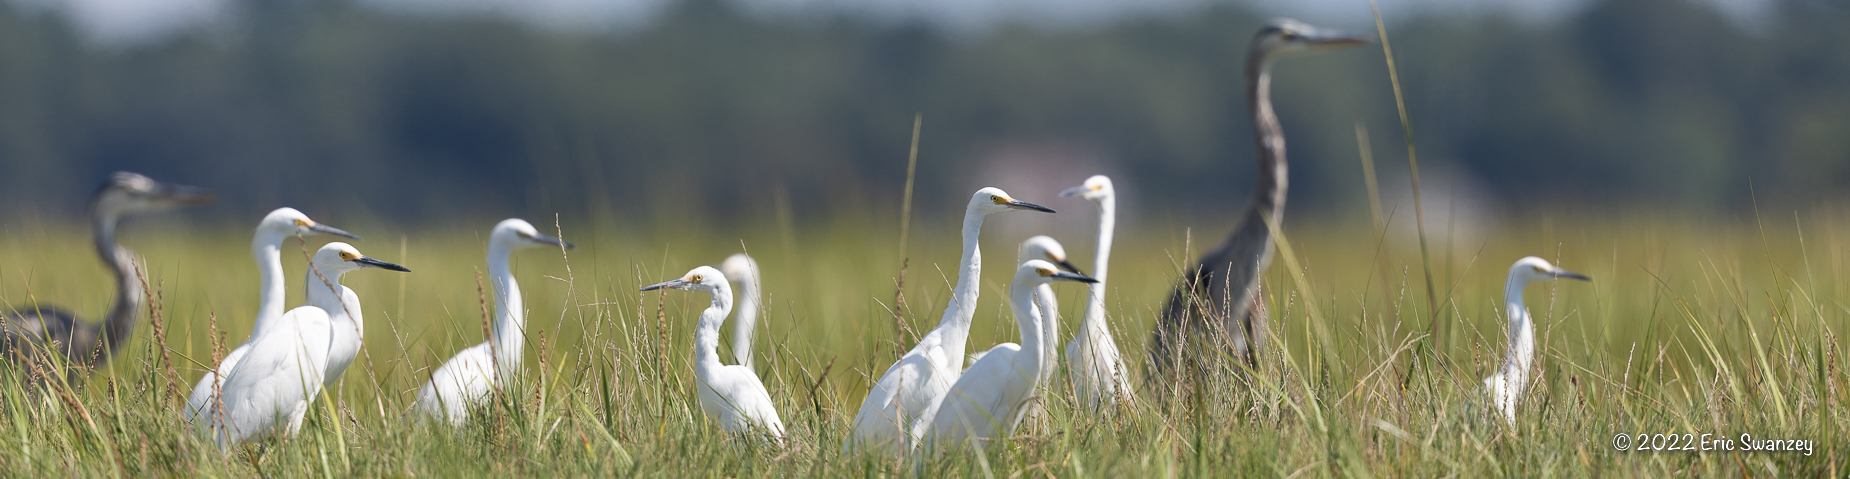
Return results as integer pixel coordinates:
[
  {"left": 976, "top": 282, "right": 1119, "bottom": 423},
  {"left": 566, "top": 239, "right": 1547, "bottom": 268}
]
[{"left": 0, "top": 0, "right": 1845, "bottom": 224}]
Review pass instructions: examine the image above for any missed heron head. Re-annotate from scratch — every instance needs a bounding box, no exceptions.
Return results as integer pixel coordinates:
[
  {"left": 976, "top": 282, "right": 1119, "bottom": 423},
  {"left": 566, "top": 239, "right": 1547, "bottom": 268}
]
[
  {"left": 1510, "top": 256, "right": 1590, "bottom": 284},
  {"left": 492, "top": 218, "right": 575, "bottom": 250},
  {"left": 1018, "top": 235, "right": 1083, "bottom": 276},
  {"left": 1016, "top": 259, "right": 1098, "bottom": 286},
  {"left": 1060, "top": 175, "right": 1114, "bottom": 203},
  {"left": 641, "top": 265, "right": 728, "bottom": 294},
  {"left": 1253, "top": 18, "right": 1372, "bottom": 58},
  {"left": 970, "top": 187, "right": 1055, "bottom": 215},
  {"left": 90, "top": 171, "right": 215, "bottom": 217},
  {"left": 259, "top": 207, "right": 360, "bottom": 240},
  {"left": 312, "top": 242, "right": 410, "bottom": 277}
]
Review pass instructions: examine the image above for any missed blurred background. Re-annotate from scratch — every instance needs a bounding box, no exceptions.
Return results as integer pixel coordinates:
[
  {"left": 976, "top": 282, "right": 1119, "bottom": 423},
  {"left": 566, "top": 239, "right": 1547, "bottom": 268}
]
[{"left": 0, "top": 0, "right": 1845, "bottom": 228}]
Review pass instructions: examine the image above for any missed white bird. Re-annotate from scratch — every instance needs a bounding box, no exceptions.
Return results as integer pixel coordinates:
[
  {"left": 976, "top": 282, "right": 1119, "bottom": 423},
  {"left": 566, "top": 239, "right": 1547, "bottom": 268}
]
[
  {"left": 917, "top": 260, "right": 1095, "bottom": 454},
  {"left": 1483, "top": 256, "right": 1588, "bottom": 424},
  {"left": 186, "top": 208, "right": 360, "bottom": 430},
  {"left": 205, "top": 242, "right": 406, "bottom": 448},
  {"left": 967, "top": 237, "right": 1082, "bottom": 372},
  {"left": 846, "top": 187, "right": 1054, "bottom": 454},
  {"left": 720, "top": 253, "right": 761, "bottom": 370},
  {"left": 415, "top": 219, "right": 573, "bottom": 426},
  {"left": 1060, "top": 175, "right": 1136, "bottom": 411},
  {"left": 1011, "top": 236, "right": 1084, "bottom": 422},
  {"left": 641, "top": 266, "right": 787, "bottom": 444}
]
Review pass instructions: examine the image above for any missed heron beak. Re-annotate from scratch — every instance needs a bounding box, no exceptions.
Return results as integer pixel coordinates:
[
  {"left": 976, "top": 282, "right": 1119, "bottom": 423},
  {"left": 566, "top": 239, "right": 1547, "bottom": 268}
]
[
  {"left": 154, "top": 181, "right": 217, "bottom": 207},
  {"left": 1552, "top": 268, "right": 1591, "bottom": 281},
  {"left": 1305, "top": 29, "right": 1374, "bottom": 48},
  {"left": 309, "top": 223, "right": 362, "bottom": 241},
  {"left": 640, "top": 278, "right": 693, "bottom": 292},
  {"left": 1050, "top": 271, "right": 1099, "bottom": 284},
  {"left": 1004, "top": 200, "right": 1055, "bottom": 213},
  {"left": 1060, "top": 186, "right": 1090, "bottom": 198},
  {"left": 530, "top": 233, "right": 576, "bottom": 250},
  {"left": 1052, "top": 258, "right": 1087, "bottom": 276},
  {"left": 354, "top": 256, "right": 411, "bottom": 272}
]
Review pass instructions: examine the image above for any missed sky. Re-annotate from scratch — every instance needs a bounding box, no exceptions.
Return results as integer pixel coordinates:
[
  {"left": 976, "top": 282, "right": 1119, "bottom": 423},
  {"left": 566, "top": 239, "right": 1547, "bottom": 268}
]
[{"left": 10, "top": 0, "right": 1775, "bottom": 46}]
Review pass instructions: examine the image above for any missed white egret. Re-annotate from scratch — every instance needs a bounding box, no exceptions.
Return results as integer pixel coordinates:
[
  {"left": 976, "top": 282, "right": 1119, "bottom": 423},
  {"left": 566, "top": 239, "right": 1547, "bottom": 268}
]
[
  {"left": 1483, "top": 256, "right": 1588, "bottom": 424},
  {"left": 1, "top": 172, "right": 212, "bottom": 380},
  {"left": 185, "top": 208, "right": 361, "bottom": 428},
  {"left": 1012, "top": 236, "right": 1084, "bottom": 421},
  {"left": 415, "top": 219, "right": 573, "bottom": 426},
  {"left": 968, "top": 237, "right": 1083, "bottom": 373},
  {"left": 206, "top": 243, "right": 406, "bottom": 448},
  {"left": 917, "top": 260, "right": 1095, "bottom": 454},
  {"left": 720, "top": 253, "right": 761, "bottom": 370},
  {"left": 1060, "top": 175, "right": 1136, "bottom": 410},
  {"left": 846, "top": 187, "right": 1054, "bottom": 454},
  {"left": 641, "top": 266, "right": 787, "bottom": 444}
]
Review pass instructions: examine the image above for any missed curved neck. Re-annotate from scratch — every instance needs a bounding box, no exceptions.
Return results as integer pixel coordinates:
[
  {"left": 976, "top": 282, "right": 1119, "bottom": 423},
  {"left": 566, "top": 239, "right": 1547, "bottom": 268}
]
[
  {"left": 694, "top": 283, "right": 733, "bottom": 374},
  {"left": 488, "top": 243, "right": 524, "bottom": 376},
  {"left": 1008, "top": 279, "right": 1045, "bottom": 379},
  {"left": 1034, "top": 284, "right": 1058, "bottom": 381},
  {"left": 1501, "top": 278, "right": 1536, "bottom": 389},
  {"left": 731, "top": 270, "right": 758, "bottom": 368},
  {"left": 1246, "top": 50, "right": 1287, "bottom": 217},
  {"left": 1080, "top": 196, "right": 1114, "bottom": 333},
  {"left": 305, "top": 268, "right": 350, "bottom": 324},
  {"left": 250, "top": 230, "right": 290, "bottom": 338},
  {"left": 93, "top": 210, "right": 141, "bottom": 353},
  {"left": 935, "top": 209, "right": 987, "bottom": 364}
]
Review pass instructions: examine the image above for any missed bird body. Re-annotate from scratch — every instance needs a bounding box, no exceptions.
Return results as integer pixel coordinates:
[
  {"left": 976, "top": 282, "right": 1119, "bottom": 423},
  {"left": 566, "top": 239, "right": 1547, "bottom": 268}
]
[
  {"left": 643, "top": 266, "right": 786, "bottom": 443},
  {"left": 1484, "top": 256, "right": 1588, "bottom": 424},
  {"left": 720, "top": 254, "right": 760, "bottom": 370},
  {"left": 416, "top": 219, "right": 572, "bottom": 426},
  {"left": 305, "top": 243, "right": 410, "bottom": 388},
  {"left": 1012, "top": 236, "right": 1084, "bottom": 422},
  {"left": 847, "top": 187, "right": 1054, "bottom": 454},
  {"left": 1061, "top": 175, "right": 1135, "bottom": 411}
]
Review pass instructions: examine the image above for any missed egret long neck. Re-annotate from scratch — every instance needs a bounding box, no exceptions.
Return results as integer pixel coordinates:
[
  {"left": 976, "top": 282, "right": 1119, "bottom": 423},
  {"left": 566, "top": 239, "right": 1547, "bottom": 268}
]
[
  {"left": 936, "top": 209, "right": 987, "bottom": 365},
  {"left": 92, "top": 209, "right": 142, "bottom": 354},
  {"left": 1008, "top": 279, "right": 1045, "bottom": 379},
  {"left": 304, "top": 268, "right": 352, "bottom": 323},
  {"left": 488, "top": 242, "right": 524, "bottom": 376},
  {"left": 1034, "top": 284, "right": 1059, "bottom": 382},
  {"left": 731, "top": 270, "right": 758, "bottom": 368},
  {"left": 1246, "top": 51, "right": 1287, "bottom": 216},
  {"left": 1080, "top": 195, "right": 1114, "bottom": 335},
  {"left": 250, "top": 230, "right": 290, "bottom": 338},
  {"left": 694, "top": 283, "right": 733, "bottom": 375},
  {"left": 1501, "top": 277, "right": 1535, "bottom": 388}
]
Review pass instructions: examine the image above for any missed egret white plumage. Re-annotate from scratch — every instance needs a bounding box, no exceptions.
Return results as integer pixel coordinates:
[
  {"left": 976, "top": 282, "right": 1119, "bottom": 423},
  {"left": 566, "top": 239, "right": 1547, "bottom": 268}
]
[
  {"left": 1483, "top": 256, "right": 1588, "bottom": 424},
  {"left": 847, "top": 187, "right": 1054, "bottom": 454},
  {"left": 1060, "top": 175, "right": 1136, "bottom": 410},
  {"left": 1, "top": 172, "right": 212, "bottom": 381},
  {"left": 641, "top": 266, "right": 787, "bottom": 444},
  {"left": 415, "top": 219, "right": 573, "bottom": 426},
  {"left": 185, "top": 208, "right": 361, "bottom": 428},
  {"left": 206, "top": 243, "right": 406, "bottom": 448},
  {"left": 1011, "top": 236, "right": 1083, "bottom": 421},
  {"left": 720, "top": 253, "right": 761, "bottom": 370},
  {"left": 917, "top": 260, "right": 1095, "bottom": 454}
]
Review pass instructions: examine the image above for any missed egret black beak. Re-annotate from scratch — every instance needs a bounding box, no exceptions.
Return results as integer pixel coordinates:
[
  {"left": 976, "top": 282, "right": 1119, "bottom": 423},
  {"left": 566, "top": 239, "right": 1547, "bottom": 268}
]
[
  {"left": 354, "top": 256, "right": 411, "bottom": 272},
  {"left": 1059, "top": 186, "right": 1090, "bottom": 198},
  {"left": 530, "top": 233, "right": 576, "bottom": 250},
  {"left": 640, "top": 278, "right": 693, "bottom": 292},
  {"left": 1553, "top": 269, "right": 1591, "bottom": 281},
  {"left": 1005, "top": 200, "right": 1055, "bottom": 213},
  {"left": 1051, "top": 271, "right": 1099, "bottom": 284},
  {"left": 1051, "top": 258, "right": 1087, "bottom": 276},
  {"left": 309, "top": 223, "right": 362, "bottom": 241}
]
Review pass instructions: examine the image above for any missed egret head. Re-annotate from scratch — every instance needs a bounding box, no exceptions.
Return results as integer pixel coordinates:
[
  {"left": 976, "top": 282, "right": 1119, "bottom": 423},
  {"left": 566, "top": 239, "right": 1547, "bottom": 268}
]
[
  {"left": 258, "top": 207, "right": 361, "bottom": 240},
  {"left": 970, "top": 187, "right": 1054, "bottom": 215},
  {"left": 640, "top": 265, "right": 729, "bottom": 294},
  {"left": 1252, "top": 18, "right": 1371, "bottom": 58},
  {"left": 311, "top": 242, "right": 411, "bottom": 277},
  {"left": 90, "top": 171, "right": 215, "bottom": 218},
  {"left": 1060, "top": 175, "right": 1114, "bottom": 203},
  {"left": 1509, "top": 256, "right": 1590, "bottom": 285},
  {"left": 1014, "top": 259, "right": 1098, "bottom": 287},
  {"left": 1017, "top": 236, "right": 1083, "bottom": 276},
  {"left": 491, "top": 218, "right": 575, "bottom": 250},
  {"left": 719, "top": 253, "right": 756, "bottom": 281}
]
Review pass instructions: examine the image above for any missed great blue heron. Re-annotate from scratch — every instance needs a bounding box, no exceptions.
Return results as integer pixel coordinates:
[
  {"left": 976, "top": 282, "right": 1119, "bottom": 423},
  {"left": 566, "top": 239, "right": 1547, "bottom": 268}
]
[
  {"left": 0, "top": 172, "right": 213, "bottom": 381},
  {"left": 847, "top": 187, "right": 1052, "bottom": 455},
  {"left": 641, "top": 266, "right": 787, "bottom": 445},
  {"left": 415, "top": 218, "right": 573, "bottom": 426},
  {"left": 1148, "top": 19, "right": 1370, "bottom": 383},
  {"left": 1484, "top": 256, "right": 1588, "bottom": 424},
  {"left": 720, "top": 253, "right": 761, "bottom": 370}
]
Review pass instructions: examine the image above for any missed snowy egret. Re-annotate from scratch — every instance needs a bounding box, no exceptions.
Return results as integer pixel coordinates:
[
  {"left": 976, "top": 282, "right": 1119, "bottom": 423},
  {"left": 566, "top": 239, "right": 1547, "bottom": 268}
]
[
  {"left": 1060, "top": 175, "right": 1136, "bottom": 410},
  {"left": 415, "top": 219, "right": 573, "bottom": 426},
  {"left": 847, "top": 187, "right": 1053, "bottom": 454},
  {"left": 206, "top": 243, "right": 405, "bottom": 448},
  {"left": 1011, "top": 236, "right": 1081, "bottom": 421},
  {"left": 185, "top": 208, "right": 360, "bottom": 428},
  {"left": 1484, "top": 256, "right": 1588, "bottom": 424},
  {"left": 1151, "top": 19, "right": 1370, "bottom": 378},
  {"left": 720, "top": 253, "right": 761, "bottom": 370},
  {"left": 1, "top": 172, "right": 212, "bottom": 380},
  {"left": 641, "top": 266, "right": 787, "bottom": 443},
  {"left": 917, "top": 260, "right": 1095, "bottom": 454}
]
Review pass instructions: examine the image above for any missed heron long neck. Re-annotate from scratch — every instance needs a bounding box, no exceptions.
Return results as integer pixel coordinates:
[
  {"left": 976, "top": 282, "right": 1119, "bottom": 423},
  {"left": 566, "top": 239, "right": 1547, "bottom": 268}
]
[
  {"left": 1080, "top": 196, "right": 1113, "bottom": 336},
  {"left": 250, "top": 231, "right": 290, "bottom": 339},
  {"left": 1501, "top": 277, "right": 1535, "bottom": 392},
  {"left": 694, "top": 283, "right": 733, "bottom": 376},
  {"left": 936, "top": 209, "right": 987, "bottom": 366},
  {"left": 1007, "top": 279, "right": 1045, "bottom": 382},
  {"left": 1034, "top": 284, "right": 1059, "bottom": 383},
  {"left": 488, "top": 243, "right": 524, "bottom": 377},
  {"left": 731, "top": 269, "right": 759, "bottom": 369},
  {"left": 92, "top": 210, "right": 142, "bottom": 355},
  {"left": 1246, "top": 51, "right": 1287, "bottom": 217}
]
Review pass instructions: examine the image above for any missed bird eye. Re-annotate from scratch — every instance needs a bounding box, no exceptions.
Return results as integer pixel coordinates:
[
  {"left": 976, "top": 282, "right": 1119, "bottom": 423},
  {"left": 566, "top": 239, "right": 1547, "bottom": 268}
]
[
  {"left": 990, "top": 195, "right": 1008, "bottom": 205},
  {"left": 1037, "top": 268, "right": 1053, "bottom": 277},
  {"left": 293, "top": 219, "right": 311, "bottom": 228},
  {"left": 339, "top": 251, "right": 357, "bottom": 261},
  {"left": 1531, "top": 265, "right": 1547, "bottom": 274},
  {"left": 690, "top": 274, "right": 703, "bottom": 282}
]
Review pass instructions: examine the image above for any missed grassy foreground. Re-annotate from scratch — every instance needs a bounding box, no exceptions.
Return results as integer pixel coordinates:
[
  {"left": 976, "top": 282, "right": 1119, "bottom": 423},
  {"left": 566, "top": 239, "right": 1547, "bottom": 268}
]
[{"left": 0, "top": 207, "right": 1845, "bottom": 476}]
